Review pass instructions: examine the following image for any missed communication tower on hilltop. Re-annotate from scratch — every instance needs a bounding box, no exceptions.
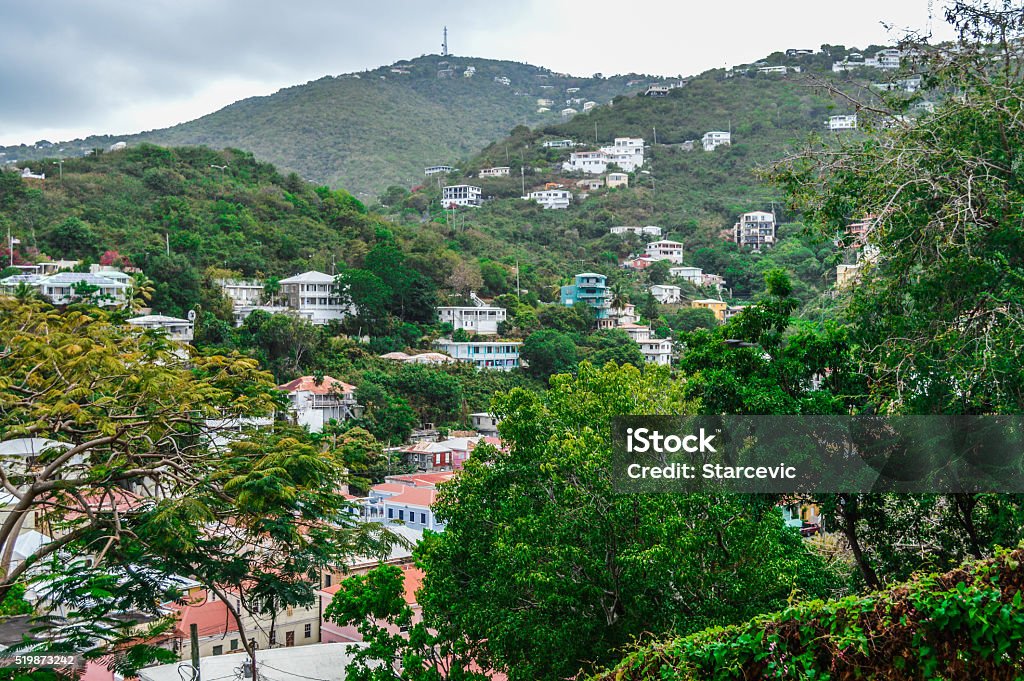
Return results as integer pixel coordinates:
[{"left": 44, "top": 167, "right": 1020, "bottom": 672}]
[{"left": 442, "top": 26, "right": 449, "bottom": 57}]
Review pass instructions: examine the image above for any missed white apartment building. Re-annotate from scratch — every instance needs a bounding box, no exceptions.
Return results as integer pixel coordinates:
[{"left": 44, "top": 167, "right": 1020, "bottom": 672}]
[
  {"left": 479, "top": 166, "right": 510, "bottom": 178},
  {"left": 733, "top": 211, "right": 777, "bottom": 249},
  {"left": 649, "top": 284, "right": 683, "bottom": 304},
  {"left": 425, "top": 165, "right": 453, "bottom": 176},
  {"left": 600, "top": 137, "right": 645, "bottom": 172},
  {"left": 278, "top": 271, "right": 349, "bottom": 324},
  {"left": 644, "top": 240, "right": 685, "bottom": 264},
  {"left": 437, "top": 304, "right": 507, "bottom": 335},
  {"left": 127, "top": 314, "right": 195, "bottom": 342},
  {"left": 527, "top": 189, "right": 572, "bottom": 209},
  {"left": 620, "top": 324, "right": 673, "bottom": 365},
  {"left": 433, "top": 339, "right": 521, "bottom": 371},
  {"left": 702, "top": 131, "right": 732, "bottom": 151},
  {"left": 828, "top": 115, "right": 858, "bottom": 130},
  {"left": 442, "top": 184, "right": 482, "bottom": 207}
]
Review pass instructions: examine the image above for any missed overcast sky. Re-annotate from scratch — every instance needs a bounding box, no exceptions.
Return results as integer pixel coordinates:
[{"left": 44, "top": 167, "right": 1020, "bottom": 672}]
[{"left": 0, "top": 0, "right": 955, "bottom": 146}]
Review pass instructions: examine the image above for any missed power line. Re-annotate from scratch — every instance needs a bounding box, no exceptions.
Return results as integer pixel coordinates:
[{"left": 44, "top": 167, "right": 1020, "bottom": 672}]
[{"left": 258, "top": 661, "right": 333, "bottom": 681}]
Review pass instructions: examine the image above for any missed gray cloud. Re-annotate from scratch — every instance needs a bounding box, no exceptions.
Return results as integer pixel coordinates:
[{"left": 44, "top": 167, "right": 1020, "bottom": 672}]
[{"left": 0, "top": 0, "right": 950, "bottom": 144}]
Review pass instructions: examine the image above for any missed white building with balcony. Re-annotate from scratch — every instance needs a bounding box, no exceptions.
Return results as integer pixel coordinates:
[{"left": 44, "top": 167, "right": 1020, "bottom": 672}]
[
  {"left": 702, "top": 131, "right": 732, "bottom": 151},
  {"left": 127, "top": 314, "right": 195, "bottom": 342},
  {"left": 433, "top": 339, "right": 521, "bottom": 371},
  {"left": 562, "top": 150, "right": 609, "bottom": 174},
  {"left": 438, "top": 303, "right": 506, "bottom": 335},
  {"left": 649, "top": 284, "right": 683, "bottom": 304},
  {"left": 733, "top": 211, "right": 777, "bottom": 249},
  {"left": 278, "top": 375, "right": 363, "bottom": 433},
  {"left": 669, "top": 266, "right": 704, "bottom": 285},
  {"left": 644, "top": 240, "right": 684, "bottom": 264},
  {"left": 619, "top": 324, "right": 673, "bottom": 365},
  {"left": 542, "top": 139, "right": 576, "bottom": 148},
  {"left": 442, "top": 184, "right": 482, "bottom": 207},
  {"left": 278, "top": 271, "right": 349, "bottom": 325},
  {"left": 425, "top": 165, "right": 453, "bottom": 176},
  {"left": 828, "top": 114, "right": 858, "bottom": 130},
  {"left": 216, "top": 279, "right": 264, "bottom": 307},
  {"left": 600, "top": 137, "right": 645, "bottom": 172},
  {"left": 479, "top": 166, "right": 511, "bottom": 178},
  {"left": 38, "top": 272, "right": 128, "bottom": 307},
  {"left": 527, "top": 189, "right": 572, "bottom": 209}
]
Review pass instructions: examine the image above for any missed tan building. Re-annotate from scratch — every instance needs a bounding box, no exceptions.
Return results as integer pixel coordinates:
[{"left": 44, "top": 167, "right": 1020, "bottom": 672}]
[{"left": 692, "top": 298, "right": 729, "bottom": 322}]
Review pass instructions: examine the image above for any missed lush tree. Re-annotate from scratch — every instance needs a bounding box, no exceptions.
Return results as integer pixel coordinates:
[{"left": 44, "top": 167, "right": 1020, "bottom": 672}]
[
  {"left": 520, "top": 329, "right": 578, "bottom": 379},
  {"left": 49, "top": 217, "right": 97, "bottom": 258},
  {"left": 582, "top": 328, "right": 645, "bottom": 368},
  {"left": 413, "top": 363, "right": 840, "bottom": 681}
]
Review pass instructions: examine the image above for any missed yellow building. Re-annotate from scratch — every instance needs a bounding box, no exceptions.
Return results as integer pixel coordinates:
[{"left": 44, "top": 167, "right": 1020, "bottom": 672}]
[{"left": 691, "top": 298, "right": 729, "bottom": 322}]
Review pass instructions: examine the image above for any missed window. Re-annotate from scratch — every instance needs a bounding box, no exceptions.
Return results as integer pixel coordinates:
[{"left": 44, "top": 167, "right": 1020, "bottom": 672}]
[
  {"left": 305, "top": 623, "right": 312, "bottom": 638},
  {"left": 398, "top": 509, "right": 405, "bottom": 521},
  {"left": 421, "top": 513, "right": 427, "bottom": 524},
  {"left": 388, "top": 508, "right": 393, "bottom": 519},
  {"left": 230, "top": 639, "right": 239, "bottom": 651},
  {"left": 213, "top": 645, "right": 223, "bottom": 656},
  {"left": 324, "top": 574, "right": 332, "bottom": 587}
]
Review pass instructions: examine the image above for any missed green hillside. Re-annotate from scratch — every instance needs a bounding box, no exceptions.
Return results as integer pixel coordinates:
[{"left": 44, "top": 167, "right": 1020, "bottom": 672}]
[{"left": 0, "top": 56, "right": 645, "bottom": 196}]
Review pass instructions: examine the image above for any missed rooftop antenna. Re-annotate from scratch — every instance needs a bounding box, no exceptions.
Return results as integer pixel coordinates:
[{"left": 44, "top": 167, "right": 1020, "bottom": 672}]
[{"left": 442, "top": 26, "right": 449, "bottom": 57}]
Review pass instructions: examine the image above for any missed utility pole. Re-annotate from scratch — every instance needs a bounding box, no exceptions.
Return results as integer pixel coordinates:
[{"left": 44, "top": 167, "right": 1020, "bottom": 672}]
[
  {"left": 516, "top": 259, "right": 521, "bottom": 301},
  {"left": 52, "top": 159, "right": 64, "bottom": 183},
  {"left": 442, "top": 26, "right": 448, "bottom": 57},
  {"left": 189, "top": 623, "right": 201, "bottom": 681}
]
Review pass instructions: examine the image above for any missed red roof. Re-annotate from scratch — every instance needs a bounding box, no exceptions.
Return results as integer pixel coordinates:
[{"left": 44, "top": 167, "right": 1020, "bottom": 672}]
[
  {"left": 386, "top": 472, "right": 455, "bottom": 488},
  {"left": 278, "top": 375, "right": 356, "bottom": 395},
  {"left": 164, "top": 591, "right": 239, "bottom": 638},
  {"left": 320, "top": 565, "right": 424, "bottom": 605},
  {"left": 385, "top": 487, "right": 437, "bottom": 508}
]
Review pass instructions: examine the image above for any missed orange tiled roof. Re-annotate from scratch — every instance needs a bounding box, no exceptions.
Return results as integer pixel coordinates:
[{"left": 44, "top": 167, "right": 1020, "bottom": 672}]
[{"left": 278, "top": 375, "right": 357, "bottom": 395}]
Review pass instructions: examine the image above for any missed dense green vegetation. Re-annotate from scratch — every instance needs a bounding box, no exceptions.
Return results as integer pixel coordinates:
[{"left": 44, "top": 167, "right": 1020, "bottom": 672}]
[
  {"left": 0, "top": 56, "right": 643, "bottom": 196},
  {"left": 591, "top": 545, "right": 1024, "bottom": 681}
]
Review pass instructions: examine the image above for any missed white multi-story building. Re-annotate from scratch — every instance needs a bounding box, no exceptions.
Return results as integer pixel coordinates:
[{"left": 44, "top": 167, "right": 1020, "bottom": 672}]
[
  {"left": 561, "top": 107, "right": 578, "bottom": 119},
  {"left": 442, "top": 185, "right": 482, "bottom": 207},
  {"left": 479, "top": 166, "right": 511, "bottom": 178},
  {"left": 437, "top": 303, "right": 506, "bottom": 335},
  {"left": 600, "top": 137, "right": 645, "bottom": 172},
  {"left": 619, "top": 324, "right": 673, "bottom": 365},
  {"left": 828, "top": 114, "right": 858, "bottom": 131},
  {"left": 644, "top": 240, "right": 684, "bottom": 264},
  {"left": 702, "top": 131, "right": 732, "bottom": 151},
  {"left": 278, "top": 271, "right": 349, "bottom": 324},
  {"left": 733, "top": 211, "right": 777, "bottom": 249},
  {"left": 649, "top": 284, "right": 683, "bottom": 304},
  {"left": 216, "top": 279, "right": 264, "bottom": 307},
  {"left": 611, "top": 225, "right": 662, "bottom": 237},
  {"left": 127, "top": 314, "right": 195, "bottom": 342},
  {"left": 38, "top": 272, "right": 128, "bottom": 307},
  {"left": 669, "top": 266, "right": 704, "bottom": 285},
  {"left": 433, "top": 339, "right": 521, "bottom": 371},
  {"left": 583, "top": 101, "right": 597, "bottom": 111},
  {"left": 278, "top": 375, "right": 362, "bottom": 433},
  {"left": 425, "top": 165, "right": 453, "bottom": 176},
  {"left": 527, "top": 189, "right": 572, "bottom": 209},
  {"left": 563, "top": 151, "right": 609, "bottom": 174}
]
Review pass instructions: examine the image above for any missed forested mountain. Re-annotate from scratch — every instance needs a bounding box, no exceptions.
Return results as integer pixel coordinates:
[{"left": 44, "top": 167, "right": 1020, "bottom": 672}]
[{"left": 0, "top": 56, "right": 647, "bottom": 196}]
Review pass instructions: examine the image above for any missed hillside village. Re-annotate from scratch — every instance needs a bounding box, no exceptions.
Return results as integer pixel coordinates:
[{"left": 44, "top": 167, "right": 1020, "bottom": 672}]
[{"left": 3, "top": 11, "right": 1022, "bottom": 680}]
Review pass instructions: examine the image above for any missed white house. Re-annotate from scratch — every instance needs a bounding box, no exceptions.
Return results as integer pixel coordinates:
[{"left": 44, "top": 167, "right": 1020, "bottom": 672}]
[
  {"left": 38, "top": 272, "right": 128, "bottom": 307},
  {"left": 600, "top": 137, "right": 645, "bottom": 172},
  {"left": 127, "top": 314, "right": 194, "bottom": 342},
  {"left": 542, "top": 139, "right": 576, "bottom": 149},
  {"left": 561, "top": 107, "right": 578, "bottom": 119},
  {"left": 644, "top": 240, "right": 684, "bottom": 264},
  {"left": 669, "top": 266, "right": 704, "bottom": 285},
  {"left": 563, "top": 150, "right": 609, "bottom": 174},
  {"left": 425, "top": 165, "right": 453, "bottom": 176},
  {"left": 479, "top": 166, "right": 510, "bottom": 178},
  {"left": 611, "top": 225, "right": 662, "bottom": 237},
  {"left": 494, "top": 76, "right": 511, "bottom": 85},
  {"left": 278, "top": 375, "right": 362, "bottom": 433},
  {"left": 619, "top": 324, "right": 673, "bottom": 365},
  {"left": 442, "top": 184, "right": 482, "bottom": 207},
  {"left": 583, "top": 101, "right": 597, "bottom": 111},
  {"left": 649, "top": 284, "right": 683, "bottom": 304},
  {"left": 702, "top": 131, "right": 732, "bottom": 151},
  {"left": 537, "top": 98, "right": 555, "bottom": 107},
  {"left": 469, "top": 412, "right": 501, "bottom": 437},
  {"left": 437, "top": 303, "right": 506, "bottom": 335},
  {"left": 606, "top": 172, "right": 629, "bottom": 188},
  {"left": 527, "top": 189, "right": 572, "bottom": 209},
  {"left": 433, "top": 339, "right": 521, "bottom": 371},
  {"left": 215, "top": 278, "right": 264, "bottom": 307},
  {"left": 278, "top": 271, "right": 349, "bottom": 324},
  {"left": 828, "top": 114, "right": 858, "bottom": 131}
]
